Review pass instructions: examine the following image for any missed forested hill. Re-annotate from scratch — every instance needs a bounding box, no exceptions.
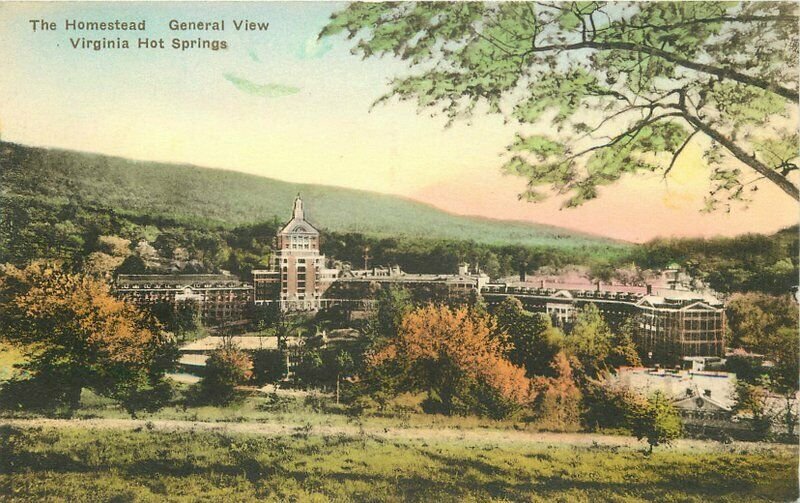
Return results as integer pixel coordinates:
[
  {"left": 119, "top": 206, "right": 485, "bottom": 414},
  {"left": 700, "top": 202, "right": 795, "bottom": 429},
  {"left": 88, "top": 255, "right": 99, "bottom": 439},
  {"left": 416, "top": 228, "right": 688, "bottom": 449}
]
[
  {"left": 0, "top": 142, "right": 795, "bottom": 293},
  {"left": 0, "top": 141, "right": 621, "bottom": 249}
]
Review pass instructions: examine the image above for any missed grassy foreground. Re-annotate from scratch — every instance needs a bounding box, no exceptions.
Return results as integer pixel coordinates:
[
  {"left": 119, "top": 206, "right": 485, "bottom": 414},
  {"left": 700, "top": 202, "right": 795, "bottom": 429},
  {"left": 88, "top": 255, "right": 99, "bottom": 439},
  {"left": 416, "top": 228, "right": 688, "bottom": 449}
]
[{"left": 0, "top": 425, "right": 796, "bottom": 502}]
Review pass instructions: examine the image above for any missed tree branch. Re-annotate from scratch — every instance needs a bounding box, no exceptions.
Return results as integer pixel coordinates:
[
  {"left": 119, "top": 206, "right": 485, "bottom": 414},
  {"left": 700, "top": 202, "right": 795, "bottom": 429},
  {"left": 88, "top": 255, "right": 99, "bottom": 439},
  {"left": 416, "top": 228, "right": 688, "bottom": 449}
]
[
  {"left": 524, "top": 40, "right": 797, "bottom": 100},
  {"left": 663, "top": 129, "right": 698, "bottom": 179},
  {"left": 564, "top": 112, "right": 682, "bottom": 164},
  {"left": 579, "top": 102, "right": 677, "bottom": 141},
  {"left": 680, "top": 112, "right": 800, "bottom": 201},
  {"left": 592, "top": 15, "right": 796, "bottom": 35}
]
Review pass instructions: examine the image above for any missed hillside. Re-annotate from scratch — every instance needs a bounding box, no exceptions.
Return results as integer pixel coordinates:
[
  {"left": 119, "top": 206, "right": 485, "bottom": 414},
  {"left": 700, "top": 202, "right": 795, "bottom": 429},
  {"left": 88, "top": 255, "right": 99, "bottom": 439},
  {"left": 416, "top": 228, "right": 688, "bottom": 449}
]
[{"left": 0, "top": 142, "right": 623, "bottom": 249}]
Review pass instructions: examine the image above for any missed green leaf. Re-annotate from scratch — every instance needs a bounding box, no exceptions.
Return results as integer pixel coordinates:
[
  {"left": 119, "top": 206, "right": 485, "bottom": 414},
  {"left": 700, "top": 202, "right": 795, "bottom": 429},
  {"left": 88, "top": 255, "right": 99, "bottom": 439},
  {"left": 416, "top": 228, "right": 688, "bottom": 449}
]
[{"left": 509, "top": 135, "right": 566, "bottom": 160}]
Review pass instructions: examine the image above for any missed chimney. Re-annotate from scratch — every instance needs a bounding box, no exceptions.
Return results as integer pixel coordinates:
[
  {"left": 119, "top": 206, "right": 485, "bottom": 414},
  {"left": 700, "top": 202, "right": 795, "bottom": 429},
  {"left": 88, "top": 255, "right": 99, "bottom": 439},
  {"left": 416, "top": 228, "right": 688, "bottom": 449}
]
[
  {"left": 519, "top": 266, "right": 527, "bottom": 283},
  {"left": 540, "top": 280, "right": 545, "bottom": 289},
  {"left": 646, "top": 284, "right": 653, "bottom": 295},
  {"left": 595, "top": 281, "right": 601, "bottom": 292}
]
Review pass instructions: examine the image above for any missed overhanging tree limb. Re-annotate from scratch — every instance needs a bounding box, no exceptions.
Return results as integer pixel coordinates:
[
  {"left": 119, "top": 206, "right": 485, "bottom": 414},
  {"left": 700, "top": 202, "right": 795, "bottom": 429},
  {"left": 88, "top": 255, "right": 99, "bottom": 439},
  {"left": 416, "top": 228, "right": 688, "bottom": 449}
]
[
  {"left": 680, "top": 112, "right": 800, "bottom": 201},
  {"left": 589, "top": 15, "right": 796, "bottom": 34},
  {"left": 323, "top": 2, "right": 799, "bottom": 209},
  {"left": 524, "top": 40, "right": 797, "bottom": 101}
]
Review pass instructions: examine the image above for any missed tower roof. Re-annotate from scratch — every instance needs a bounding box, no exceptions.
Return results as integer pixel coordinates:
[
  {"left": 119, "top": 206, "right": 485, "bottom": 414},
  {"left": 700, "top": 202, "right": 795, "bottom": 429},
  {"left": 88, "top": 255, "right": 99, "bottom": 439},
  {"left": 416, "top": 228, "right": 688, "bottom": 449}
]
[{"left": 279, "top": 195, "right": 319, "bottom": 235}]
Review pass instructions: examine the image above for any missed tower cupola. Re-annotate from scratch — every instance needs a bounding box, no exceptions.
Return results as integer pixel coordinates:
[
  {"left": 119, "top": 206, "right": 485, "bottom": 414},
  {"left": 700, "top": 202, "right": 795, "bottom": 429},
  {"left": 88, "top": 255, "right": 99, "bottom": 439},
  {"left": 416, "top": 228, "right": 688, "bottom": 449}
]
[{"left": 293, "top": 195, "right": 304, "bottom": 221}]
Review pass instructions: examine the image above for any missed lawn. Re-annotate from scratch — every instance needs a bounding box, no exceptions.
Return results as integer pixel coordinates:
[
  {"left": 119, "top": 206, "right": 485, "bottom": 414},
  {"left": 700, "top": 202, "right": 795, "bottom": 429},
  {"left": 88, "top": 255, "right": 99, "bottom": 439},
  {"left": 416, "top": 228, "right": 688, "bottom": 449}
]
[
  {"left": 0, "top": 386, "right": 559, "bottom": 434},
  {"left": 0, "top": 425, "right": 796, "bottom": 502}
]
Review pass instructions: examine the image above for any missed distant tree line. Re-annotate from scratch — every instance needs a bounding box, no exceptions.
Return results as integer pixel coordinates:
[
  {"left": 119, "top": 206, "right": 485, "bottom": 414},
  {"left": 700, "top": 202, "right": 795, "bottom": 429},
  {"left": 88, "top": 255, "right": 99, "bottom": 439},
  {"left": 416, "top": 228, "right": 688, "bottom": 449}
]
[
  {"left": 2, "top": 193, "right": 796, "bottom": 297},
  {"left": 628, "top": 229, "right": 798, "bottom": 295}
]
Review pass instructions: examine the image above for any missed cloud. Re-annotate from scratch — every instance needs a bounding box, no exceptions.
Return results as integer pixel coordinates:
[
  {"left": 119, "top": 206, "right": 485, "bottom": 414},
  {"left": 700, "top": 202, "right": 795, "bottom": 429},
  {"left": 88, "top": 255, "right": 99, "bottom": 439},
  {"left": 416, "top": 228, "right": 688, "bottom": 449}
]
[
  {"left": 298, "top": 36, "right": 332, "bottom": 59},
  {"left": 223, "top": 73, "right": 300, "bottom": 98}
]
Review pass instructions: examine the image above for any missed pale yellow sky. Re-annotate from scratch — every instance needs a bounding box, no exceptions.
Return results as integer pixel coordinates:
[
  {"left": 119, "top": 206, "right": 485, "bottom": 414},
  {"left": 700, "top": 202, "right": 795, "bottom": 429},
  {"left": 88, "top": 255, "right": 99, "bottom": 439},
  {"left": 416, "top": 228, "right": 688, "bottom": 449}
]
[{"left": 0, "top": 2, "right": 797, "bottom": 243}]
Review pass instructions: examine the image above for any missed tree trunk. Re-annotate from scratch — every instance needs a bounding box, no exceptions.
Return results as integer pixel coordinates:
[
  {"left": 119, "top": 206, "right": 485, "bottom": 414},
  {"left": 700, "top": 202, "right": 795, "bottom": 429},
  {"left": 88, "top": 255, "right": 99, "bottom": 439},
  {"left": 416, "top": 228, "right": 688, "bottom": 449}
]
[{"left": 66, "top": 385, "right": 82, "bottom": 414}]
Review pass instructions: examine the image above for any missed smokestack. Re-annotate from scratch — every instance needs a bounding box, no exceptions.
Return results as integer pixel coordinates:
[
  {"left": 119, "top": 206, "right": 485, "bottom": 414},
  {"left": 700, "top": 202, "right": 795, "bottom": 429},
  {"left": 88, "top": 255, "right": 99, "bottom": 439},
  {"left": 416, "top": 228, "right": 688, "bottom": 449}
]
[
  {"left": 519, "top": 266, "right": 526, "bottom": 283},
  {"left": 646, "top": 284, "right": 652, "bottom": 295}
]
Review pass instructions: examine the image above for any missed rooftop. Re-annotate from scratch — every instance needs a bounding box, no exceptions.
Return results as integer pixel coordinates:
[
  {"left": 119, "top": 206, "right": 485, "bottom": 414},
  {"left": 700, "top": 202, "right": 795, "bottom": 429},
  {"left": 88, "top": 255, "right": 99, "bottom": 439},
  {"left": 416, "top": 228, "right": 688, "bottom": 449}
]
[
  {"left": 116, "top": 274, "right": 246, "bottom": 287},
  {"left": 486, "top": 281, "right": 721, "bottom": 306},
  {"left": 612, "top": 367, "right": 736, "bottom": 409}
]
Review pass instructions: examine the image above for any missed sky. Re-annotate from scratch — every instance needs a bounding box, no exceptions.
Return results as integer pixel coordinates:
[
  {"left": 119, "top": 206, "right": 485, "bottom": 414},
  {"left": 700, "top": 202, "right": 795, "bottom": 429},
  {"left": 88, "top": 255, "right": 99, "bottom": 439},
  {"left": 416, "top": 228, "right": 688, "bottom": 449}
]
[{"left": 0, "top": 1, "right": 797, "bottom": 243}]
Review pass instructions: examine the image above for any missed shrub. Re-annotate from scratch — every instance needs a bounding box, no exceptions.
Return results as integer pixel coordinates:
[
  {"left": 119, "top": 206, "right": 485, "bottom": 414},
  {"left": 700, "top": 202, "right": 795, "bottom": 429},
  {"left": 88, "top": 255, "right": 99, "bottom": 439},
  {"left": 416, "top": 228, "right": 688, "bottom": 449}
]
[
  {"left": 295, "top": 349, "right": 326, "bottom": 386},
  {"left": 256, "top": 392, "right": 296, "bottom": 413},
  {"left": 0, "top": 375, "right": 82, "bottom": 415},
  {"left": 198, "top": 345, "right": 253, "bottom": 405},
  {"left": 582, "top": 378, "right": 642, "bottom": 431},
  {"left": 627, "top": 391, "right": 683, "bottom": 453}
]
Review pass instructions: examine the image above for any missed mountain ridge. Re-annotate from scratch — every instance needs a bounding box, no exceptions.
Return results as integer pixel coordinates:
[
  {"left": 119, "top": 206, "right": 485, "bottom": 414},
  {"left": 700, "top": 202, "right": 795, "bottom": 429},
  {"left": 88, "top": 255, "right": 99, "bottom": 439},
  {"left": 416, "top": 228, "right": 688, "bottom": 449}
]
[{"left": 0, "top": 141, "right": 626, "bottom": 249}]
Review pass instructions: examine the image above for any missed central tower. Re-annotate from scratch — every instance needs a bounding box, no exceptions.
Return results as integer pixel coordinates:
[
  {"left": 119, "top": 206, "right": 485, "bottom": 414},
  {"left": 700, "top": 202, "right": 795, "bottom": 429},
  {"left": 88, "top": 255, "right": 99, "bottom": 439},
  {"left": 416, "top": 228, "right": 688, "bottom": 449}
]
[
  {"left": 277, "top": 195, "right": 319, "bottom": 254},
  {"left": 253, "top": 196, "right": 337, "bottom": 311}
]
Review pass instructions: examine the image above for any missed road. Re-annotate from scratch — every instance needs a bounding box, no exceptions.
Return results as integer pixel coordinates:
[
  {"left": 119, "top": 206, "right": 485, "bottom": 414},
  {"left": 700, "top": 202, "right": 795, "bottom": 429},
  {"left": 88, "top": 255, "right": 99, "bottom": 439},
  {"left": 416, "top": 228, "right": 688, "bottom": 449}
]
[{"left": 0, "top": 417, "right": 790, "bottom": 453}]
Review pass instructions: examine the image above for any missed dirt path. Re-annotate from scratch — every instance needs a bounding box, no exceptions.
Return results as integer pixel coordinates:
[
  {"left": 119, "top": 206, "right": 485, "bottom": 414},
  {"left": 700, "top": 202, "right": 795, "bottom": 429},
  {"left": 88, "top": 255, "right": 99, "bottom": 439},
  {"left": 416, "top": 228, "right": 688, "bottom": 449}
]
[{"left": 1, "top": 417, "right": 790, "bottom": 453}]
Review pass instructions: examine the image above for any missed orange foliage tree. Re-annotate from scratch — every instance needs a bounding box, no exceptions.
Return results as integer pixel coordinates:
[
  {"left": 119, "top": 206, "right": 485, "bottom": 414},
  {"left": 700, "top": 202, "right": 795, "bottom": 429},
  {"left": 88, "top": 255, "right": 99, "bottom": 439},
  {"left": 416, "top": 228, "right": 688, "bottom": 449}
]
[
  {"left": 369, "top": 304, "right": 534, "bottom": 417},
  {"left": 532, "top": 351, "right": 583, "bottom": 431},
  {"left": 0, "top": 262, "right": 177, "bottom": 412}
]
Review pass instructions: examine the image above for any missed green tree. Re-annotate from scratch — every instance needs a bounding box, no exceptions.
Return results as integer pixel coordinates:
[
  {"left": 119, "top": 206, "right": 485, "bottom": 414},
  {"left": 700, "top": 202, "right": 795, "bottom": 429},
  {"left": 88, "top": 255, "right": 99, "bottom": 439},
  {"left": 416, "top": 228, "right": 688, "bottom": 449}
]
[
  {"left": 174, "top": 300, "right": 203, "bottom": 340},
  {"left": 582, "top": 379, "right": 642, "bottom": 431},
  {"left": 334, "top": 349, "right": 356, "bottom": 404},
  {"left": 565, "top": 304, "right": 613, "bottom": 378},
  {"left": 150, "top": 300, "right": 203, "bottom": 341},
  {"left": 768, "top": 327, "right": 799, "bottom": 395},
  {"left": 465, "top": 289, "right": 489, "bottom": 319},
  {"left": 608, "top": 317, "right": 643, "bottom": 369},
  {"left": 116, "top": 255, "right": 146, "bottom": 275},
  {"left": 586, "top": 261, "right": 615, "bottom": 286},
  {"left": 632, "top": 229, "right": 798, "bottom": 294},
  {"left": 323, "top": 2, "right": 799, "bottom": 209},
  {"left": 367, "top": 286, "right": 415, "bottom": 341},
  {"left": 251, "top": 302, "right": 281, "bottom": 334},
  {"left": 493, "top": 297, "right": 564, "bottom": 377},
  {"left": 726, "top": 293, "right": 798, "bottom": 394},
  {"left": 199, "top": 343, "right": 253, "bottom": 405},
  {"left": 251, "top": 349, "right": 285, "bottom": 385},
  {"left": 727, "top": 292, "right": 798, "bottom": 350},
  {"left": 725, "top": 354, "right": 766, "bottom": 384},
  {"left": 295, "top": 349, "right": 325, "bottom": 387},
  {"left": 734, "top": 380, "right": 773, "bottom": 438},
  {"left": 628, "top": 391, "right": 683, "bottom": 453}
]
